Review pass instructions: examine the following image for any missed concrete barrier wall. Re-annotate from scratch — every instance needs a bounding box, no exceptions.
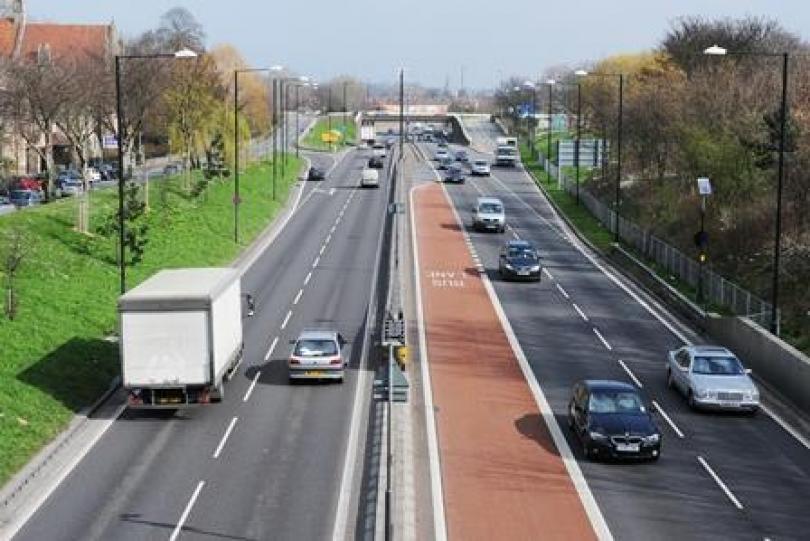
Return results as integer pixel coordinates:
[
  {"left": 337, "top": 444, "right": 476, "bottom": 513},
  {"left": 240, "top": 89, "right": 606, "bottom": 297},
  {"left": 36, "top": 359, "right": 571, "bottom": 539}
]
[
  {"left": 446, "top": 115, "right": 470, "bottom": 146},
  {"left": 706, "top": 315, "right": 810, "bottom": 415}
]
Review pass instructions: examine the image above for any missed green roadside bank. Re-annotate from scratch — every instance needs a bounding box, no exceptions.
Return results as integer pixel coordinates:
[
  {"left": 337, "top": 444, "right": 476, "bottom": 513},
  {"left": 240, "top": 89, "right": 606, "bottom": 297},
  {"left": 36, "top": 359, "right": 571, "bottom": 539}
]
[
  {"left": 299, "top": 116, "right": 357, "bottom": 151},
  {"left": 0, "top": 156, "right": 302, "bottom": 485}
]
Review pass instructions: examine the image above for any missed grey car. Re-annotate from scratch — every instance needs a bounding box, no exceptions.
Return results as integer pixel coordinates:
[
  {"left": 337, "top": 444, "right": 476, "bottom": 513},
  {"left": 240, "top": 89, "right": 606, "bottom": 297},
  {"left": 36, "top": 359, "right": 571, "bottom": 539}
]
[
  {"left": 666, "top": 345, "right": 759, "bottom": 413},
  {"left": 288, "top": 329, "right": 347, "bottom": 383}
]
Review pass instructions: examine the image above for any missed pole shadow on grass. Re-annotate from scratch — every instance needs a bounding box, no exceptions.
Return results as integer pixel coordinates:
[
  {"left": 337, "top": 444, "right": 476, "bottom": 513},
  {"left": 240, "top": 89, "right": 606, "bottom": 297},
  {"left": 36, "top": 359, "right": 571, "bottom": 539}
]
[{"left": 16, "top": 337, "right": 120, "bottom": 419}]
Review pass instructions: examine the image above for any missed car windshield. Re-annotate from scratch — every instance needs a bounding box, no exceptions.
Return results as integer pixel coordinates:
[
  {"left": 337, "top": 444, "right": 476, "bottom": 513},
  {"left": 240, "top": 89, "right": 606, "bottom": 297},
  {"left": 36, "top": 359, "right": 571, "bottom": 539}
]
[
  {"left": 497, "top": 147, "right": 516, "bottom": 156},
  {"left": 588, "top": 390, "right": 645, "bottom": 414},
  {"left": 691, "top": 356, "right": 745, "bottom": 375},
  {"left": 294, "top": 339, "right": 338, "bottom": 357},
  {"left": 475, "top": 161, "right": 487, "bottom": 166},
  {"left": 508, "top": 248, "right": 537, "bottom": 261},
  {"left": 479, "top": 203, "right": 503, "bottom": 213}
]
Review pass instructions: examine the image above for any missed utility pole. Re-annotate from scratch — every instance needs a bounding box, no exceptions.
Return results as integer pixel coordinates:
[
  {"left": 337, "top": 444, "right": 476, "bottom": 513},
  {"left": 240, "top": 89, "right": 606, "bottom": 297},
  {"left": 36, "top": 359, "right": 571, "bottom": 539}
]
[{"left": 399, "top": 69, "right": 404, "bottom": 155}]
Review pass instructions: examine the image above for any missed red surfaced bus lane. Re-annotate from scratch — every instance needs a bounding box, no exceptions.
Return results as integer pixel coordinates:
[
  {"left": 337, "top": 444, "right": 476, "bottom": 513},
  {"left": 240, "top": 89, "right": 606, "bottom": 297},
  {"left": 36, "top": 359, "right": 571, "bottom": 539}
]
[{"left": 412, "top": 182, "right": 598, "bottom": 540}]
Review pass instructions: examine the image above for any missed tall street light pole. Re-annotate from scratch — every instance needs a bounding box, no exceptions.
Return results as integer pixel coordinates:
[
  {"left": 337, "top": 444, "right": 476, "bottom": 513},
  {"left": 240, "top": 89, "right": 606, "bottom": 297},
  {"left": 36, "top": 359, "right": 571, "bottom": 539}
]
[
  {"left": 399, "top": 69, "right": 404, "bottom": 155},
  {"left": 576, "top": 70, "right": 624, "bottom": 243},
  {"left": 704, "top": 45, "right": 790, "bottom": 334},
  {"left": 546, "top": 79, "right": 555, "bottom": 170},
  {"left": 343, "top": 80, "right": 348, "bottom": 140},
  {"left": 115, "top": 47, "right": 197, "bottom": 294}
]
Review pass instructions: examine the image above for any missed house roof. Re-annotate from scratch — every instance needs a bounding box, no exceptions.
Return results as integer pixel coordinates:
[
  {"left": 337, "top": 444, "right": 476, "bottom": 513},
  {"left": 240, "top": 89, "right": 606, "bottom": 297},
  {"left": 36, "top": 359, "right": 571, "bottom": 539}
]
[{"left": 0, "top": 18, "right": 115, "bottom": 62}]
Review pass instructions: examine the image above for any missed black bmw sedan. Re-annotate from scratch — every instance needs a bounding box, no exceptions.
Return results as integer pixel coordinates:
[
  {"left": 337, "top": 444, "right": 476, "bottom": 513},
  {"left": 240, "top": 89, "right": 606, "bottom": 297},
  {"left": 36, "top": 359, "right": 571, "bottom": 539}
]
[{"left": 568, "top": 380, "right": 662, "bottom": 461}]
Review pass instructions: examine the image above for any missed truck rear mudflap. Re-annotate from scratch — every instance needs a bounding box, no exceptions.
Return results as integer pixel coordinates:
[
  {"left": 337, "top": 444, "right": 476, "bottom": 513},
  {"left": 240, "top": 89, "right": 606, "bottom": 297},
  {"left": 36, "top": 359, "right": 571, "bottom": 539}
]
[{"left": 126, "top": 386, "right": 216, "bottom": 408}]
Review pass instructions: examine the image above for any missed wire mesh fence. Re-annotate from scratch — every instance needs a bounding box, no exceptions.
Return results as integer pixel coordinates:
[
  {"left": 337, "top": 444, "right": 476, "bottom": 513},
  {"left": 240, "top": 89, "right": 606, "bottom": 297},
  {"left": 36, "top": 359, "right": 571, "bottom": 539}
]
[{"left": 549, "top": 161, "right": 778, "bottom": 330}]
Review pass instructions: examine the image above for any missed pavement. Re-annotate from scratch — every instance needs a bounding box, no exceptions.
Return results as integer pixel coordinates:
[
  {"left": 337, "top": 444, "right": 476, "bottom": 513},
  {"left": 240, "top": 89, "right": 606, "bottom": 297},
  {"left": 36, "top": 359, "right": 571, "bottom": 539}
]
[
  {"left": 4, "top": 131, "right": 391, "bottom": 540},
  {"left": 407, "top": 115, "right": 810, "bottom": 540}
]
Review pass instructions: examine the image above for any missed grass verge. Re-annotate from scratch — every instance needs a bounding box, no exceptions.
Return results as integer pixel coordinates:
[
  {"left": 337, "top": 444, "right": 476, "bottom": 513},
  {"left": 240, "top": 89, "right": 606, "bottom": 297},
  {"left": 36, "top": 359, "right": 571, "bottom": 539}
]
[
  {"left": 0, "top": 156, "right": 302, "bottom": 485},
  {"left": 300, "top": 116, "right": 357, "bottom": 151}
]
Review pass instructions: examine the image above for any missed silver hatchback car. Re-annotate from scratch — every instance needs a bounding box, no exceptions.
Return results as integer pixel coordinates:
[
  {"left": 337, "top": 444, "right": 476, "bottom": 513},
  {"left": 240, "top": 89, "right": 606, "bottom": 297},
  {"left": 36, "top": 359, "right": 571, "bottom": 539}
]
[
  {"left": 666, "top": 345, "right": 759, "bottom": 413},
  {"left": 288, "top": 329, "right": 347, "bottom": 383}
]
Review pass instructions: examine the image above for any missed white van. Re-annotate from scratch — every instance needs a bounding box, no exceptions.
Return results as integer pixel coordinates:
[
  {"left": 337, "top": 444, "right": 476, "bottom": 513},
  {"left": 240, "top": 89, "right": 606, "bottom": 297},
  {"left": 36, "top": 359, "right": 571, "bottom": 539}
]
[{"left": 361, "top": 168, "right": 380, "bottom": 188}]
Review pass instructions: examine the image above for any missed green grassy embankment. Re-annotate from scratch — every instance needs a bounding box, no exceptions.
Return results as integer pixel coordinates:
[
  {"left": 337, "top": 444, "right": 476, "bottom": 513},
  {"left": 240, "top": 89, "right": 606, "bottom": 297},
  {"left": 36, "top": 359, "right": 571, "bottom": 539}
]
[
  {"left": 0, "top": 156, "right": 302, "bottom": 485},
  {"left": 300, "top": 116, "right": 357, "bottom": 151}
]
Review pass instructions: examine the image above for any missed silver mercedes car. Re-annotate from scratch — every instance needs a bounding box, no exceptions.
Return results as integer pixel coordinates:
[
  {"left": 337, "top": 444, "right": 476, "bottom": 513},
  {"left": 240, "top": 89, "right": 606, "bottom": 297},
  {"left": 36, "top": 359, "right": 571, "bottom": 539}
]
[{"left": 666, "top": 345, "right": 759, "bottom": 413}]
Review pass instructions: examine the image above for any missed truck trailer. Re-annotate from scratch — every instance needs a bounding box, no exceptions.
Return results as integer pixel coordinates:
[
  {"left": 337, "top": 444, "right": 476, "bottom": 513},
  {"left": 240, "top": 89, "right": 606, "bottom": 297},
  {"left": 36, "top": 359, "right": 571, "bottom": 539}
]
[{"left": 118, "top": 268, "right": 246, "bottom": 408}]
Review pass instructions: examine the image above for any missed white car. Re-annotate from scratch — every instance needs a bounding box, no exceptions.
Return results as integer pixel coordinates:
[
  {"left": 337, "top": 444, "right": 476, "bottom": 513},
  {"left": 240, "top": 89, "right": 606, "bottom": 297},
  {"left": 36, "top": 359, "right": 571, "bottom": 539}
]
[
  {"left": 472, "top": 196, "right": 505, "bottom": 233},
  {"left": 361, "top": 168, "right": 379, "bottom": 188},
  {"left": 667, "top": 345, "right": 759, "bottom": 413},
  {"left": 471, "top": 159, "right": 491, "bottom": 176},
  {"left": 288, "top": 329, "right": 347, "bottom": 382},
  {"left": 372, "top": 143, "right": 386, "bottom": 158},
  {"left": 86, "top": 167, "right": 102, "bottom": 182},
  {"left": 434, "top": 149, "right": 449, "bottom": 161}
]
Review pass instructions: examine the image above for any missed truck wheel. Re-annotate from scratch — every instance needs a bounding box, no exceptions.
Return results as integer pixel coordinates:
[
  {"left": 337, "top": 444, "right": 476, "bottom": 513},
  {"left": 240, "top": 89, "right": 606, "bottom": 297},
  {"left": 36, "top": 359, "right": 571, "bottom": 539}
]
[{"left": 211, "top": 383, "right": 224, "bottom": 403}]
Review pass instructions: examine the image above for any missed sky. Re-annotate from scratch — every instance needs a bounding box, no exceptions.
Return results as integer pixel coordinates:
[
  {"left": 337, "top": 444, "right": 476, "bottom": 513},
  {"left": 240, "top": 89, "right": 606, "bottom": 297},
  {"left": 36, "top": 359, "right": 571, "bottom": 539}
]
[{"left": 21, "top": 0, "right": 810, "bottom": 90}]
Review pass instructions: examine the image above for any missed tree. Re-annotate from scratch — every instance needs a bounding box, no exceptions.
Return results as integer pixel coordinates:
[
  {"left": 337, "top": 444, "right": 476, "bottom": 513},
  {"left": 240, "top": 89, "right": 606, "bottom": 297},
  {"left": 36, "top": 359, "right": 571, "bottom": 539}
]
[
  {"left": 98, "top": 182, "right": 149, "bottom": 265},
  {"left": 1, "top": 228, "right": 25, "bottom": 321}
]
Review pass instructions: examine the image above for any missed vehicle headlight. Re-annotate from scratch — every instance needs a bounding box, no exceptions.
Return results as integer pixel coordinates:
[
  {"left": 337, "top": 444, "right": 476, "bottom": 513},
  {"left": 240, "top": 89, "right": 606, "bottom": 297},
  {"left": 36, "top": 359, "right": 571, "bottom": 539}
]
[
  {"left": 643, "top": 433, "right": 660, "bottom": 444},
  {"left": 695, "top": 388, "right": 714, "bottom": 399},
  {"left": 589, "top": 430, "right": 608, "bottom": 440},
  {"left": 504, "top": 263, "right": 514, "bottom": 270},
  {"left": 530, "top": 265, "right": 541, "bottom": 272}
]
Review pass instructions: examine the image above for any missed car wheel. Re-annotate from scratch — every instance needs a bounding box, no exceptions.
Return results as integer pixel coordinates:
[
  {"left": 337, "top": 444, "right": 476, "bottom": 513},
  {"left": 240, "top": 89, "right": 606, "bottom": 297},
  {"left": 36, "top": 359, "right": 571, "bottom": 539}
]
[
  {"left": 666, "top": 368, "right": 674, "bottom": 389},
  {"left": 581, "top": 440, "right": 591, "bottom": 460}
]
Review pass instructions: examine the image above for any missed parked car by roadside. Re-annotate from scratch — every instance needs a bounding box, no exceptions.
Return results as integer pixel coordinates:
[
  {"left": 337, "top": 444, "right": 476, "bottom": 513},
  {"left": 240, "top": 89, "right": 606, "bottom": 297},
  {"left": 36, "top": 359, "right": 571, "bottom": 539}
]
[
  {"left": 0, "top": 195, "right": 15, "bottom": 216},
  {"left": 58, "top": 179, "right": 83, "bottom": 197},
  {"left": 9, "top": 189, "right": 43, "bottom": 208}
]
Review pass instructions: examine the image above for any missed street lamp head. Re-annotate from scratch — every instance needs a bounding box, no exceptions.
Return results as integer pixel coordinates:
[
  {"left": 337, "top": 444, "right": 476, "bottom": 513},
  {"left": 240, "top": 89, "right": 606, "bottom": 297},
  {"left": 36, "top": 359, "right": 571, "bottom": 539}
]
[
  {"left": 523, "top": 80, "right": 535, "bottom": 88},
  {"left": 546, "top": 78, "right": 557, "bottom": 85},
  {"left": 299, "top": 75, "right": 310, "bottom": 82},
  {"left": 513, "top": 86, "right": 521, "bottom": 91},
  {"left": 269, "top": 65, "right": 284, "bottom": 72},
  {"left": 574, "top": 69, "right": 588, "bottom": 77},
  {"left": 704, "top": 45, "right": 727, "bottom": 56},
  {"left": 174, "top": 48, "right": 198, "bottom": 59}
]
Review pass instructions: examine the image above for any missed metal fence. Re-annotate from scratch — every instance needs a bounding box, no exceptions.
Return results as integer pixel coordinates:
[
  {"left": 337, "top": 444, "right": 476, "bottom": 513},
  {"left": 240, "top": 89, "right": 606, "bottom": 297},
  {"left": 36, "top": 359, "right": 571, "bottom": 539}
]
[{"left": 545, "top": 156, "right": 778, "bottom": 330}]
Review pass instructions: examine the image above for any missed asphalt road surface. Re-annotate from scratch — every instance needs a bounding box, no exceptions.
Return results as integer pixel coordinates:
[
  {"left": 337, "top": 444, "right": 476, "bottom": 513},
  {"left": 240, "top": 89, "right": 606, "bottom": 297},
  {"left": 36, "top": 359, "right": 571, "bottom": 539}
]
[
  {"left": 13, "top": 145, "right": 391, "bottom": 541},
  {"left": 419, "top": 120, "right": 810, "bottom": 540}
]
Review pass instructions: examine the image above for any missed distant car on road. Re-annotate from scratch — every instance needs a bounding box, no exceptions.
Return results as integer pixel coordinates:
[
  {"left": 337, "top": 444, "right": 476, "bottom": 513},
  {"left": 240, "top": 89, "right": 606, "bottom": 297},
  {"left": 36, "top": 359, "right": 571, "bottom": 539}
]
[
  {"left": 666, "top": 345, "right": 759, "bottom": 413},
  {"left": 163, "top": 163, "right": 182, "bottom": 176},
  {"left": 568, "top": 380, "right": 661, "bottom": 461},
  {"left": 9, "top": 189, "right": 43, "bottom": 208},
  {"left": 368, "top": 156, "right": 384, "bottom": 169},
  {"left": 437, "top": 140, "right": 448, "bottom": 149},
  {"left": 471, "top": 159, "right": 491, "bottom": 176},
  {"left": 360, "top": 168, "right": 380, "bottom": 188},
  {"left": 307, "top": 166, "right": 326, "bottom": 181},
  {"left": 454, "top": 149, "right": 469, "bottom": 162},
  {"left": 437, "top": 155, "right": 454, "bottom": 170},
  {"left": 471, "top": 196, "right": 505, "bottom": 232},
  {"left": 434, "top": 149, "right": 450, "bottom": 161},
  {"left": 372, "top": 143, "right": 387, "bottom": 158},
  {"left": 443, "top": 163, "right": 466, "bottom": 184},
  {"left": 385, "top": 137, "right": 396, "bottom": 149},
  {"left": 288, "top": 329, "right": 347, "bottom": 383},
  {"left": 499, "top": 240, "right": 541, "bottom": 281}
]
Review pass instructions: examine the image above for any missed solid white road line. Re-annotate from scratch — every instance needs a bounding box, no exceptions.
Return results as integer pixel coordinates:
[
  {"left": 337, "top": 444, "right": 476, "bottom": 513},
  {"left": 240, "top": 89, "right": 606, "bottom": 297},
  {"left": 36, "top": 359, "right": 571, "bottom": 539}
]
[
  {"left": 212, "top": 417, "right": 238, "bottom": 459},
  {"left": 319, "top": 244, "right": 326, "bottom": 255},
  {"left": 293, "top": 289, "right": 303, "bottom": 305},
  {"left": 312, "top": 256, "right": 320, "bottom": 268},
  {"left": 304, "top": 271, "right": 312, "bottom": 285},
  {"left": 264, "top": 336, "right": 279, "bottom": 362},
  {"left": 572, "top": 303, "right": 589, "bottom": 322},
  {"left": 243, "top": 370, "right": 261, "bottom": 402},
  {"left": 169, "top": 480, "right": 205, "bottom": 541},
  {"left": 439, "top": 181, "right": 613, "bottom": 540},
  {"left": 593, "top": 328, "right": 612, "bottom": 351},
  {"left": 408, "top": 185, "right": 448, "bottom": 541},
  {"left": 556, "top": 283, "right": 570, "bottom": 299},
  {"left": 652, "top": 400, "right": 685, "bottom": 439},
  {"left": 331, "top": 174, "right": 391, "bottom": 541},
  {"left": 325, "top": 234, "right": 332, "bottom": 244},
  {"left": 543, "top": 267, "right": 554, "bottom": 280},
  {"left": 617, "top": 360, "right": 643, "bottom": 388},
  {"left": 760, "top": 404, "right": 810, "bottom": 450},
  {"left": 280, "top": 310, "right": 292, "bottom": 330},
  {"left": 697, "top": 456, "right": 744, "bottom": 510}
]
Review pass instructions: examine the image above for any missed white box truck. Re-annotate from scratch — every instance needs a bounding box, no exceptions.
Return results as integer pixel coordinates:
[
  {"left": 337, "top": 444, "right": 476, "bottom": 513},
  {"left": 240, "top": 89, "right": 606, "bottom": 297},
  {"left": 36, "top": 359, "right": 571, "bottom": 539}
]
[
  {"left": 118, "top": 268, "right": 246, "bottom": 408},
  {"left": 495, "top": 136, "right": 520, "bottom": 166}
]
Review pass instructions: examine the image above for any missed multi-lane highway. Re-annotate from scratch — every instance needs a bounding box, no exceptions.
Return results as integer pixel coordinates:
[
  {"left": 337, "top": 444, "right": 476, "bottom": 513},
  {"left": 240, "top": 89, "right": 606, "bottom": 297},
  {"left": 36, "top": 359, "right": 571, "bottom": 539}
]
[
  {"left": 413, "top": 118, "right": 810, "bottom": 540},
  {"left": 12, "top": 144, "right": 391, "bottom": 541}
]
